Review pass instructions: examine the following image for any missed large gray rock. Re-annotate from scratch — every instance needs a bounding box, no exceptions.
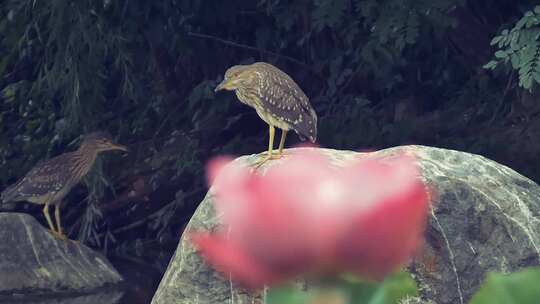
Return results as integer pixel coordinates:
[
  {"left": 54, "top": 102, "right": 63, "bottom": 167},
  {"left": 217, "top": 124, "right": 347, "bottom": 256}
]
[
  {"left": 0, "top": 290, "right": 124, "bottom": 304},
  {"left": 151, "top": 146, "right": 540, "bottom": 304},
  {"left": 0, "top": 213, "right": 123, "bottom": 295}
]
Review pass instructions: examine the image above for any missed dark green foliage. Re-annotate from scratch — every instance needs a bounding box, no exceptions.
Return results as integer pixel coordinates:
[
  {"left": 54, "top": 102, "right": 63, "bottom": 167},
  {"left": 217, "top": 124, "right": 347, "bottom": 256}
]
[
  {"left": 485, "top": 5, "right": 540, "bottom": 90},
  {"left": 470, "top": 267, "right": 540, "bottom": 304},
  {"left": 0, "top": 0, "right": 539, "bottom": 262},
  {"left": 266, "top": 272, "right": 417, "bottom": 304}
]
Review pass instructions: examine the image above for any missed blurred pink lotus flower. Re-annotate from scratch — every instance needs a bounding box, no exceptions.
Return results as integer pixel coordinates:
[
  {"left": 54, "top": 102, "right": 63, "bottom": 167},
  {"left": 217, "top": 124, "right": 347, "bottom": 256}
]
[{"left": 191, "top": 150, "right": 431, "bottom": 289}]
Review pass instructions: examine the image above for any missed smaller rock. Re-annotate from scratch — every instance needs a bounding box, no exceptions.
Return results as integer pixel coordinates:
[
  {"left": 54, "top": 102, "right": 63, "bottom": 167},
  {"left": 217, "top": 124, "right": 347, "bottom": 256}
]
[
  {"left": 0, "top": 213, "right": 123, "bottom": 295},
  {"left": 1, "top": 290, "right": 124, "bottom": 304}
]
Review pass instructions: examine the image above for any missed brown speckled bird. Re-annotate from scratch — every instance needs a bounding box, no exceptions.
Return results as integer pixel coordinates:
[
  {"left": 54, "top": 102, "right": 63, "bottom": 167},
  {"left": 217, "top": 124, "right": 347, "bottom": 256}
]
[
  {"left": 215, "top": 62, "right": 317, "bottom": 166},
  {"left": 1, "top": 132, "right": 127, "bottom": 240}
]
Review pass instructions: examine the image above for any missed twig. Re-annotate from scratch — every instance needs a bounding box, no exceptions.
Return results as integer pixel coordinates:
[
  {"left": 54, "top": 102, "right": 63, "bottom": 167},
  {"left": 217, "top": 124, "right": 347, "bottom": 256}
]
[
  {"left": 337, "top": 66, "right": 363, "bottom": 98},
  {"left": 187, "top": 31, "right": 323, "bottom": 80},
  {"left": 489, "top": 73, "right": 514, "bottom": 125},
  {"left": 97, "top": 187, "right": 202, "bottom": 237},
  {"left": 98, "top": 204, "right": 182, "bottom": 237},
  {"left": 152, "top": 101, "right": 185, "bottom": 139}
]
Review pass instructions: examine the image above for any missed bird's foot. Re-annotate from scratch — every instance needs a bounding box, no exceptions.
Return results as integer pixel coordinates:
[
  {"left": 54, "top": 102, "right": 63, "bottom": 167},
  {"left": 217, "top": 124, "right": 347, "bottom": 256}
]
[
  {"left": 253, "top": 153, "right": 282, "bottom": 169},
  {"left": 49, "top": 229, "right": 70, "bottom": 241},
  {"left": 264, "top": 150, "right": 286, "bottom": 157}
]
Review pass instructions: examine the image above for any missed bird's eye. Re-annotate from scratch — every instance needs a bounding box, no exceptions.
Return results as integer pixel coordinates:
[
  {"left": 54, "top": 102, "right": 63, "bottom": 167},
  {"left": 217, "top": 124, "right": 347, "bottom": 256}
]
[{"left": 226, "top": 70, "right": 240, "bottom": 79}]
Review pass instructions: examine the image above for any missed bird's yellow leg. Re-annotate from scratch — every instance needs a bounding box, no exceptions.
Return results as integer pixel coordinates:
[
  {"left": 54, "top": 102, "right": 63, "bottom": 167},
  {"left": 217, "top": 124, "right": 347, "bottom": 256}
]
[
  {"left": 43, "top": 202, "right": 68, "bottom": 240},
  {"left": 267, "top": 124, "right": 275, "bottom": 155},
  {"left": 43, "top": 203, "right": 57, "bottom": 234},
  {"left": 54, "top": 204, "right": 68, "bottom": 240},
  {"left": 254, "top": 125, "right": 280, "bottom": 168},
  {"left": 277, "top": 130, "right": 288, "bottom": 156}
]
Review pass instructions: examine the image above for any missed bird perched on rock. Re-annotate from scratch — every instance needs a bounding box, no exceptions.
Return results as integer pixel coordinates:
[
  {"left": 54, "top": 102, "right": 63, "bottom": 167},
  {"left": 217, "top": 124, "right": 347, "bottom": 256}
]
[
  {"left": 1, "top": 132, "right": 128, "bottom": 240},
  {"left": 215, "top": 62, "right": 317, "bottom": 166}
]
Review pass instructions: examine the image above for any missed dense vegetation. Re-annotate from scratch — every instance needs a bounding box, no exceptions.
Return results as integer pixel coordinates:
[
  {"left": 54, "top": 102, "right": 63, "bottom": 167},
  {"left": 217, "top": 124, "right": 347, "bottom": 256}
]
[{"left": 1, "top": 0, "right": 540, "bottom": 268}]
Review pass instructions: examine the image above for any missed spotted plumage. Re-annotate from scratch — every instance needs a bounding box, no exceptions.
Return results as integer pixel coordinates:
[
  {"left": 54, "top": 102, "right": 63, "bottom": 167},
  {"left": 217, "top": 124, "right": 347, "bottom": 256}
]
[
  {"left": 216, "top": 62, "right": 317, "bottom": 143},
  {"left": 0, "top": 132, "right": 127, "bottom": 239},
  {"left": 215, "top": 62, "right": 317, "bottom": 167}
]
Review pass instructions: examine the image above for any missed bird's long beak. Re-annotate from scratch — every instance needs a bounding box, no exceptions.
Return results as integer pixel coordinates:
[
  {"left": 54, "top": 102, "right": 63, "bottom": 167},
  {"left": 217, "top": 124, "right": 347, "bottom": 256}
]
[
  {"left": 214, "top": 80, "right": 227, "bottom": 92},
  {"left": 111, "top": 143, "right": 129, "bottom": 152}
]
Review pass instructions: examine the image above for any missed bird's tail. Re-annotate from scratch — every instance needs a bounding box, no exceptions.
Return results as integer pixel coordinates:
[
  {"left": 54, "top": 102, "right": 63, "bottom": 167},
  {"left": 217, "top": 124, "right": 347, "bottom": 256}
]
[
  {"left": 296, "top": 108, "right": 318, "bottom": 143},
  {"left": 1, "top": 184, "right": 19, "bottom": 204}
]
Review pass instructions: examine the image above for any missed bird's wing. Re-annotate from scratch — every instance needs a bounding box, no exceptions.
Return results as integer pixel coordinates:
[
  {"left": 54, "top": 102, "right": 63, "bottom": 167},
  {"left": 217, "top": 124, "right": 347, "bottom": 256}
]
[
  {"left": 257, "top": 67, "right": 318, "bottom": 142},
  {"left": 1, "top": 154, "right": 72, "bottom": 202}
]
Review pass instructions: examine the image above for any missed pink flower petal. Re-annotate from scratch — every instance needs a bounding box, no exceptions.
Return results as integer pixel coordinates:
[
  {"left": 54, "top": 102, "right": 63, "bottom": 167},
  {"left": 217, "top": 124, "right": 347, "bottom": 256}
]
[
  {"left": 206, "top": 156, "right": 234, "bottom": 186},
  {"left": 337, "top": 178, "right": 429, "bottom": 279},
  {"left": 194, "top": 150, "right": 431, "bottom": 288},
  {"left": 190, "top": 233, "right": 279, "bottom": 289}
]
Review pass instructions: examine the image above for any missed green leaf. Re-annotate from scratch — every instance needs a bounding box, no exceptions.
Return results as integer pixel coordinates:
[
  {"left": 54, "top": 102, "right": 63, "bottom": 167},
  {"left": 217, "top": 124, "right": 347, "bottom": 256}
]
[
  {"left": 516, "top": 17, "right": 527, "bottom": 30},
  {"left": 509, "top": 53, "right": 520, "bottom": 68},
  {"left": 266, "top": 287, "right": 310, "bottom": 304},
  {"left": 368, "top": 272, "right": 418, "bottom": 304},
  {"left": 344, "top": 272, "right": 418, "bottom": 304},
  {"left": 267, "top": 272, "right": 417, "bottom": 304},
  {"left": 526, "top": 16, "right": 540, "bottom": 28},
  {"left": 533, "top": 70, "right": 540, "bottom": 84},
  {"left": 470, "top": 268, "right": 540, "bottom": 304},
  {"left": 490, "top": 36, "right": 502, "bottom": 46},
  {"left": 494, "top": 50, "right": 507, "bottom": 59},
  {"left": 520, "top": 73, "right": 533, "bottom": 89},
  {"left": 483, "top": 60, "right": 498, "bottom": 70}
]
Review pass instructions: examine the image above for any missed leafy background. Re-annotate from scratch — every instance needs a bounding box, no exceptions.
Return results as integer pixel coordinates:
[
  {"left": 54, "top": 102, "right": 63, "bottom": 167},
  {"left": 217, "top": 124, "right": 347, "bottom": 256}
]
[{"left": 2, "top": 0, "right": 540, "bottom": 301}]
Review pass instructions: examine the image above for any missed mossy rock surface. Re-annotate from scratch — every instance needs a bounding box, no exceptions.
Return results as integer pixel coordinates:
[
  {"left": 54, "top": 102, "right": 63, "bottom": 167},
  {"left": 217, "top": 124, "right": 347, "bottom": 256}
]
[
  {"left": 0, "top": 213, "right": 123, "bottom": 296},
  {"left": 151, "top": 146, "right": 540, "bottom": 304}
]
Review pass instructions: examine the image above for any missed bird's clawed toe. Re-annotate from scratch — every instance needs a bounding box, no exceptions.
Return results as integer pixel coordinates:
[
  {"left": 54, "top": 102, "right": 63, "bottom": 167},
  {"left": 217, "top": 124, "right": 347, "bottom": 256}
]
[
  {"left": 253, "top": 156, "right": 271, "bottom": 169},
  {"left": 253, "top": 153, "right": 283, "bottom": 169},
  {"left": 263, "top": 150, "right": 285, "bottom": 158},
  {"left": 49, "top": 229, "right": 70, "bottom": 241}
]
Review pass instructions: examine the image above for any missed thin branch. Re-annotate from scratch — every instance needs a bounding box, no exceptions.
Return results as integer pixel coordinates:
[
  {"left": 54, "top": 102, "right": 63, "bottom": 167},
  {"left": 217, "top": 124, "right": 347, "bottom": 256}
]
[
  {"left": 489, "top": 73, "right": 514, "bottom": 125},
  {"left": 337, "top": 66, "right": 363, "bottom": 98},
  {"left": 187, "top": 31, "right": 323, "bottom": 80},
  {"left": 98, "top": 203, "right": 186, "bottom": 237},
  {"left": 152, "top": 100, "right": 185, "bottom": 139}
]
